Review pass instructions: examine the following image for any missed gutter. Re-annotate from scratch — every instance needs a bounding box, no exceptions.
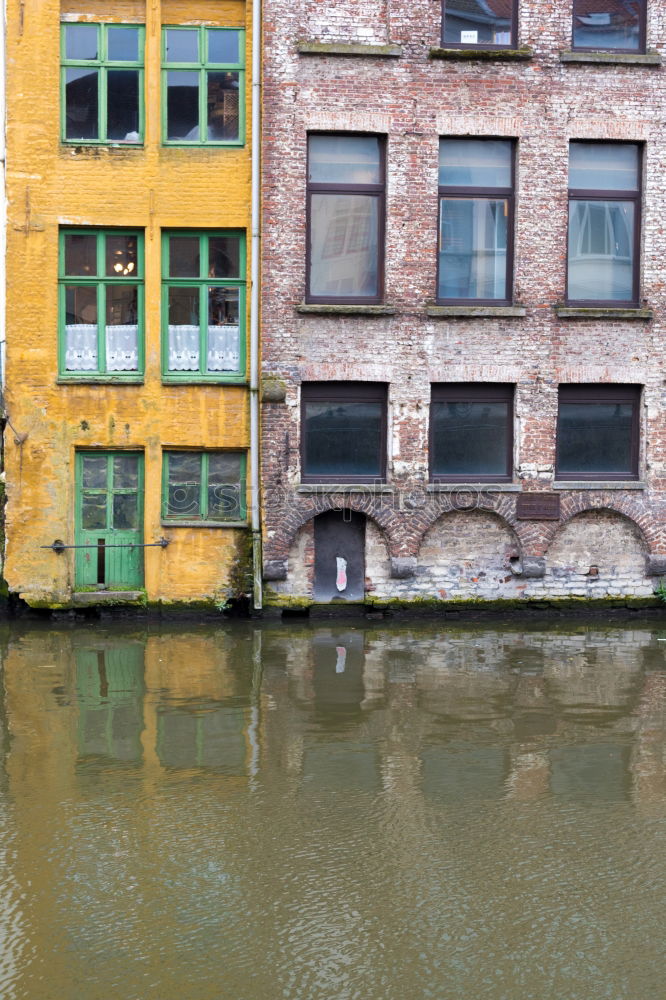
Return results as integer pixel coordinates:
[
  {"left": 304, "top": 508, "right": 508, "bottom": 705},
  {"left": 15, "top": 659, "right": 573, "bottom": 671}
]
[{"left": 249, "top": 0, "right": 263, "bottom": 609}]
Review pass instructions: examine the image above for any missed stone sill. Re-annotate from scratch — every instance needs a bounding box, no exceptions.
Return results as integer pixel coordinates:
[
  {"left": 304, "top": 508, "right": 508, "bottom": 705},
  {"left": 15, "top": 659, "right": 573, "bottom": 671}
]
[
  {"left": 560, "top": 49, "right": 661, "bottom": 65},
  {"left": 298, "top": 484, "right": 394, "bottom": 494},
  {"left": 57, "top": 377, "right": 144, "bottom": 385},
  {"left": 429, "top": 46, "right": 533, "bottom": 61},
  {"left": 552, "top": 481, "right": 647, "bottom": 490},
  {"left": 161, "top": 521, "right": 248, "bottom": 528},
  {"left": 554, "top": 305, "right": 653, "bottom": 320},
  {"left": 72, "top": 591, "right": 144, "bottom": 605},
  {"left": 426, "top": 304, "right": 526, "bottom": 318},
  {"left": 427, "top": 483, "right": 522, "bottom": 492},
  {"left": 296, "top": 303, "right": 396, "bottom": 316},
  {"left": 296, "top": 41, "right": 402, "bottom": 57}
]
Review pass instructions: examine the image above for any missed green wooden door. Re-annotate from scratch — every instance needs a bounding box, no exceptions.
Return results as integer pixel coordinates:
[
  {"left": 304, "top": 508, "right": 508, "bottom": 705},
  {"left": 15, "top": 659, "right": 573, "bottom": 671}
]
[{"left": 75, "top": 452, "right": 144, "bottom": 589}]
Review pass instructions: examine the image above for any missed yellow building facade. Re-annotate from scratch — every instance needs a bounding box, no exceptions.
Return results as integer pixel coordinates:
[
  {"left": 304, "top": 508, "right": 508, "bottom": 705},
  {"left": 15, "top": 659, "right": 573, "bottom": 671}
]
[{"left": 4, "top": 0, "right": 257, "bottom": 609}]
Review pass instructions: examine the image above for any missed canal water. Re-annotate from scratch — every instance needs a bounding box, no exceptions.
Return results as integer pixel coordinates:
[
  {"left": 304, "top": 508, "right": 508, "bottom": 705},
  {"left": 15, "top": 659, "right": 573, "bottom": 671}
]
[{"left": 0, "top": 620, "right": 665, "bottom": 1000}]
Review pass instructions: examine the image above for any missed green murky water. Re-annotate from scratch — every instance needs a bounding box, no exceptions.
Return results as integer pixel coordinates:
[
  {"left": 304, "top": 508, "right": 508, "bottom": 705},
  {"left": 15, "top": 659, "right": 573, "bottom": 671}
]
[{"left": 0, "top": 619, "right": 665, "bottom": 999}]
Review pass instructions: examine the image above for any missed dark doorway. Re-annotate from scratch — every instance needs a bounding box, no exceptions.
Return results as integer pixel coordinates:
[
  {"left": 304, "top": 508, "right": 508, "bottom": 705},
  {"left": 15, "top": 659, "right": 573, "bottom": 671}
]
[{"left": 314, "top": 510, "right": 366, "bottom": 601}]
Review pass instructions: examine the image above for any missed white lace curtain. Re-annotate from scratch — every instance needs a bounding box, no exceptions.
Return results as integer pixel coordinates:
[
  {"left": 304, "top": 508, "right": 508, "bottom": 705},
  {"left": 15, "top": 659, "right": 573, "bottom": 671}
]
[
  {"left": 168, "top": 324, "right": 240, "bottom": 373},
  {"left": 65, "top": 324, "right": 139, "bottom": 372}
]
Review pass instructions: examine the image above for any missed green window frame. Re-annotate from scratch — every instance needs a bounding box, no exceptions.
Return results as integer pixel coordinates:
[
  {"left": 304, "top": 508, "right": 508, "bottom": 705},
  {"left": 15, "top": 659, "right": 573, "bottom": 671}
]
[
  {"left": 162, "top": 452, "right": 247, "bottom": 524},
  {"left": 162, "top": 26, "right": 245, "bottom": 146},
  {"left": 61, "top": 22, "right": 145, "bottom": 145},
  {"left": 59, "top": 229, "right": 145, "bottom": 380},
  {"left": 161, "top": 230, "right": 246, "bottom": 382}
]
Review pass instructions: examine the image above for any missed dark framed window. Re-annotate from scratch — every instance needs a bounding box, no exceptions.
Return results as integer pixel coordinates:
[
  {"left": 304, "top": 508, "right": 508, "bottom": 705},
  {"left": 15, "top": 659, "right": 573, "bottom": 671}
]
[
  {"left": 430, "top": 384, "right": 514, "bottom": 482},
  {"left": 442, "top": 0, "right": 517, "bottom": 49},
  {"left": 567, "top": 142, "right": 641, "bottom": 306},
  {"left": 59, "top": 229, "right": 144, "bottom": 378},
  {"left": 306, "top": 135, "right": 385, "bottom": 304},
  {"left": 162, "top": 26, "right": 245, "bottom": 145},
  {"left": 61, "top": 22, "right": 144, "bottom": 144},
  {"left": 438, "top": 139, "right": 515, "bottom": 304},
  {"left": 162, "top": 452, "right": 246, "bottom": 523},
  {"left": 572, "top": 0, "right": 645, "bottom": 53},
  {"left": 556, "top": 385, "right": 640, "bottom": 481},
  {"left": 301, "top": 383, "right": 387, "bottom": 483},
  {"left": 161, "top": 231, "right": 245, "bottom": 382}
]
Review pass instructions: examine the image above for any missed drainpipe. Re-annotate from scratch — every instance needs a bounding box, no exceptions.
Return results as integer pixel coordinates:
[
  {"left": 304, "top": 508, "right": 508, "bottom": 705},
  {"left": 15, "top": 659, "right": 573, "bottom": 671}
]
[
  {"left": 249, "top": 0, "right": 263, "bottom": 610},
  {"left": 0, "top": 0, "right": 6, "bottom": 394}
]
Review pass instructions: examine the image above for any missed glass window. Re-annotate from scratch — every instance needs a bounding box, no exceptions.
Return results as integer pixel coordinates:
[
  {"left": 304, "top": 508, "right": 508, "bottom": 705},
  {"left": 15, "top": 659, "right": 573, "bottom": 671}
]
[
  {"left": 442, "top": 0, "right": 516, "bottom": 48},
  {"left": 438, "top": 139, "right": 514, "bottom": 303},
  {"left": 301, "top": 383, "right": 387, "bottom": 482},
  {"left": 556, "top": 385, "right": 640, "bottom": 480},
  {"left": 162, "top": 232, "right": 245, "bottom": 380},
  {"left": 62, "top": 23, "right": 143, "bottom": 144},
  {"left": 430, "top": 384, "right": 514, "bottom": 481},
  {"left": 163, "top": 452, "right": 246, "bottom": 522},
  {"left": 567, "top": 143, "right": 640, "bottom": 305},
  {"left": 572, "top": 0, "right": 644, "bottom": 52},
  {"left": 162, "top": 27, "right": 244, "bottom": 144},
  {"left": 307, "top": 135, "right": 385, "bottom": 303},
  {"left": 59, "top": 230, "right": 143, "bottom": 378}
]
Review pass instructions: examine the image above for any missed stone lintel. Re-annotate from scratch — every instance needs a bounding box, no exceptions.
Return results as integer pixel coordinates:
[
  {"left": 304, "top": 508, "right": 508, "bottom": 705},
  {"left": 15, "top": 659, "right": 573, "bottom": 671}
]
[
  {"left": 560, "top": 49, "right": 662, "bottom": 66},
  {"left": 391, "top": 556, "right": 417, "bottom": 579},
  {"left": 429, "top": 46, "right": 533, "bottom": 61},
  {"left": 297, "top": 41, "right": 403, "bottom": 57}
]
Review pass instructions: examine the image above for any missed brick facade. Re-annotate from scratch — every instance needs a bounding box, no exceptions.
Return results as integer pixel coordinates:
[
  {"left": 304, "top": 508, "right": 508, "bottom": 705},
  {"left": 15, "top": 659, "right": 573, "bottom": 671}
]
[{"left": 261, "top": 0, "right": 666, "bottom": 604}]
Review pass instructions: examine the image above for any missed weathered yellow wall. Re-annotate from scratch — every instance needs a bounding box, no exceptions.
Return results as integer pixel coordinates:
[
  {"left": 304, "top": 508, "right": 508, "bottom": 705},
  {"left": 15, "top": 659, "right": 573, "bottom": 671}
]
[{"left": 4, "top": 0, "right": 253, "bottom": 606}]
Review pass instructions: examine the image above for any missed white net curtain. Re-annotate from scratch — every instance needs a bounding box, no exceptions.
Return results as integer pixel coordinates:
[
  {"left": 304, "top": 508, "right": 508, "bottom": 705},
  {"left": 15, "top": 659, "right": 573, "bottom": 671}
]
[
  {"left": 168, "top": 324, "right": 240, "bottom": 372},
  {"left": 65, "top": 323, "right": 139, "bottom": 372}
]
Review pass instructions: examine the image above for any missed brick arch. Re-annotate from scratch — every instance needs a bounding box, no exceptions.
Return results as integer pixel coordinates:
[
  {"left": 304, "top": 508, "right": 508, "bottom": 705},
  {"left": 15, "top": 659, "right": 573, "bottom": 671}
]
[
  {"left": 413, "top": 494, "right": 527, "bottom": 558},
  {"left": 541, "top": 497, "right": 654, "bottom": 553},
  {"left": 267, "top": 494, "right": 411, "bottom": 563}
]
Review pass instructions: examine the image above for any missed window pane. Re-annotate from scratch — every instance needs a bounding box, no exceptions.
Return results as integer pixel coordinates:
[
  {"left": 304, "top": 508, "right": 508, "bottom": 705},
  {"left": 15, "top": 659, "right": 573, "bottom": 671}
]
[
  {"left": 443, "top": 0, "right": 512, "bottom": 45},
  {"left": 82, "top": 494, "right": 107, "bottom": 530},
  {"left": 432, "top": 401, "right": 509, "bottom": 477},
  {"left": 568, "top": 200, "right": 634, "bottom": 301},
  {"left": 106, "top": 287, "right": 139, "bottom": 372},
  {"left": 439, "top": 199, "right": 508, "bottom": 300},
  {"left": 106, "top": 235, "right": 138, "bottom": 277},
  {"left": 557, "top": 402, "right": 634, "bottom": 475},
  {"left": 310, "top": 194, "right": 379, "bottom": 298},
  {"left": 208, "top": 454, "right": 243, "bottom": 520},
  {"left": 107, "top": 70, "right": 140, "bottom": 141},
  {"left": 207, "top": 72, "right": 240, "bottom": 140},
  {"left": 304, "top": 402, "right": 383, "bottom": 478},
  {"left": 82, "top": 455, "right": 107, "bottom": 489},
  {"left": 166, "top": 71, "right": 199, "bottom": 140},
  {"left": 65, "top": 68, "right": 99, "bottom": 140},
  {"left": 65, "top": 286, "right": 98, "bottom": 371},
  {"left": 209, "top": 236, "right": 240, "bottom": 278},
  {"left": 573, "top": 0, "right": 641, "bottom": 51},
  {"left": 439, "top": 139, "right": 512, "bottom": 188},
  {"left": 65, "top": 24, "right": 98, "bottom": 61},
  {"left": 168, "top": 287, "right": 200, "bottom": 371},
  {"left": 309, "top": 136, "right": 381, "bottom": 184},
  {"left": 208, "top": 29, "right": 240, "bottom": 64},
  {"left": 166, "top": 454, "right": 201, "bottom": 518},
  {"left": 113, "top": 493, "right": 139, "bottom": 530},
  {"left": 208, "top": 287, "right": 240, "bottom": 372},
  {"left": 113, "top": 455, "right": 139, "bottom": 489},
  {"left": 107, "top": 26, "right": 140, "bottom": 62},
  {"left": 169, "top": 237, "right": 200, "bottom": 277},
  {"left": 66, "top": 234, "right": 97, "bottom": 276},
  {"left": 165, "top": 29, "right": 199, "bottom": 63},
  {"left": 569, "top": 143, "right": 639, "bottom": 191}
]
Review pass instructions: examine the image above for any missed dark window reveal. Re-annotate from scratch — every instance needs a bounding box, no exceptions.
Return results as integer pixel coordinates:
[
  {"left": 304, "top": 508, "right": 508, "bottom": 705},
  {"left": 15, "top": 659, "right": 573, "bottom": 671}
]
[
  {"left": 306, "top": 135, "right": 385, "bottom": 303},
  {"left": 301, "top": 383, "right": 387, "bottom": 482},
  {"left": 556, "top": 385, "right": 640, "bottom": 480},
  {"left": 567, "top": 142, "right": 641, "bottom": 306},
  {"left": 430, "top": 384, "right": 514, "bottom": 481},
  {"left": 438, "top": 139, "right": 515, "bottom": 304},
  {"left": 442, "top": 0, "right": 517, "bottom": 48},
  {"left": 572, "top": 0, "right": 644, "bottom": 53}
]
